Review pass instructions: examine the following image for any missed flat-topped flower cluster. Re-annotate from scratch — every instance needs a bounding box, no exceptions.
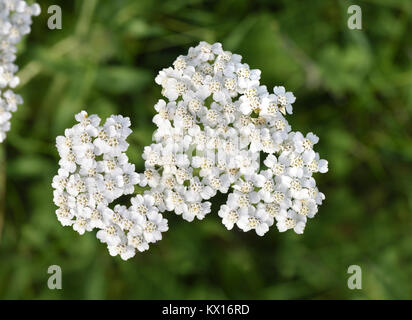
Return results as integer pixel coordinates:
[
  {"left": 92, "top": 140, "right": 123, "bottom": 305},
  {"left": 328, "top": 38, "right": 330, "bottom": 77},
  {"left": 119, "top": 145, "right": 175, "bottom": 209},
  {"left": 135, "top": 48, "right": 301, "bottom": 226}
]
[
  {"left": 52, "top": 42, "right": 328, "bottom": 260},
  {"left": 0, "top": 0, "right": 40, "bottom": 142}
]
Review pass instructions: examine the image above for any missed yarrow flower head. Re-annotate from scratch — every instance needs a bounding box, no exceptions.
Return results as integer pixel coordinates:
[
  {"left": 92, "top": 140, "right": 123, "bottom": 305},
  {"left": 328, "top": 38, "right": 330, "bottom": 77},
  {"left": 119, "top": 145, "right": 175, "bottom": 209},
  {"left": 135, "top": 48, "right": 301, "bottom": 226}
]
[
  {"left": 52, "top": 41, "right": 328, "bottom": 260},
  {"left": 0, "top": 0, "right": 40, "bottom": 142}
]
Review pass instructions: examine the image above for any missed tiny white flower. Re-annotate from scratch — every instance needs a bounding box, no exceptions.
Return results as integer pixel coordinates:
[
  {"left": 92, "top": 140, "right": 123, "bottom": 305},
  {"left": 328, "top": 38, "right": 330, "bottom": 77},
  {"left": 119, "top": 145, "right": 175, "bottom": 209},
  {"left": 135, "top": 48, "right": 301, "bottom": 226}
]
[
  {"left": 108, "top": 241, "right": 136, "bottom": 260},
  {"left": 273, "top": 86, "right": 296, "bottom": 115},
  {"left": 237, "top": 206, "right": 270, "bottom": 236},
  {"left": 141, "top": 211, "right": 168, "bottom": 243},
  {"left": 276, "top": 209, "right": 306, "bottom": 234},
  {"left": 131, "top": 194, "right": 156, "bottom": 215},
  {"left": 218, "top": 204, "right": 240, "bottom": 230},
  {"left": 183, "top": 201, "right": 211, "bottom": 222},
  {"left": 127, "top": 227, "right": 150, "bottom": 252}
]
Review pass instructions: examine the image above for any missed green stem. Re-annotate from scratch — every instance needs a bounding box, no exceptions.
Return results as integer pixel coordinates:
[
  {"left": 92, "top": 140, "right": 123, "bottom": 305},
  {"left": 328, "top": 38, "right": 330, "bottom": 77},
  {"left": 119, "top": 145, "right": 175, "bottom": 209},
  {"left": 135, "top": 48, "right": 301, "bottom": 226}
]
[{"left": 0, "top": 143, "right": 5, "bottom": 243}]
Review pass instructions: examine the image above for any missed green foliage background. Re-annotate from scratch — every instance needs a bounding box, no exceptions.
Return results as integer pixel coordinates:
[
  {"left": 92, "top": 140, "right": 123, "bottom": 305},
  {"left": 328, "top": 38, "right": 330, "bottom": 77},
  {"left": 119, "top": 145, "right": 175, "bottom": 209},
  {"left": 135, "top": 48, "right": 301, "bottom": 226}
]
[{"left": 0, "top": 0, "right": 411, "bottom": 299}]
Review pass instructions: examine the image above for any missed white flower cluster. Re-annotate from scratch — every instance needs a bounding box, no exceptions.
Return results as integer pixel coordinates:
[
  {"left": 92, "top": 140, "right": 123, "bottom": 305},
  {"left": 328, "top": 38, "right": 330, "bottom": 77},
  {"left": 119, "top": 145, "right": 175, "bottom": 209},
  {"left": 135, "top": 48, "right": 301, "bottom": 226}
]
[
  {"left": 53, "top": 42, "right": 328, "bottom": 260},
  {"left": 52, "top": 111, "right": 168, "bottom": 260},
  {"left": 0, "top": 0, "right": 40, "bottom": 142}
]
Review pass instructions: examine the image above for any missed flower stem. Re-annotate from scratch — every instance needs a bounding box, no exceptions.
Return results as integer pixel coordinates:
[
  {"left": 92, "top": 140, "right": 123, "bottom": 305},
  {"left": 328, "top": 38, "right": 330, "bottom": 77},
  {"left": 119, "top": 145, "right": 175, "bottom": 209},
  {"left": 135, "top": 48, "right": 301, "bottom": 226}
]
[{"left": 0, "top": 144, "right": 5, "bottom": 243}]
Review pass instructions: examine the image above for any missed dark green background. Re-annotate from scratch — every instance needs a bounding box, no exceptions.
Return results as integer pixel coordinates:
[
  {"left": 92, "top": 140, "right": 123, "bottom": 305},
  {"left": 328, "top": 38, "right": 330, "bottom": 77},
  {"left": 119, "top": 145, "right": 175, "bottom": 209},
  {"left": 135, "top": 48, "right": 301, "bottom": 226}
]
[{"left": 0, "top": 0, "right": 411, "bottom": 299}]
